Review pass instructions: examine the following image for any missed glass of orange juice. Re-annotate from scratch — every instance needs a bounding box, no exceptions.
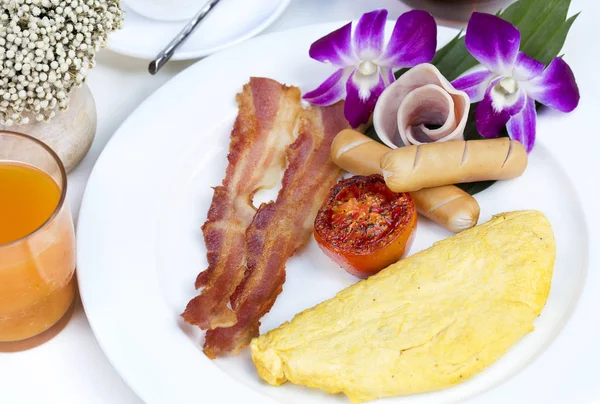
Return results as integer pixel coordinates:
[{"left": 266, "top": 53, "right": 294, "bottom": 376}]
[{"left": 0, "top": 131, "right": 76, "bottom": 349}]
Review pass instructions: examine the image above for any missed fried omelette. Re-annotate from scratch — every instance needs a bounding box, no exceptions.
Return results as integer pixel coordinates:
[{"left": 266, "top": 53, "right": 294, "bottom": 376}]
[{"left": 250, "top": 210, "right": 555, "bottom": 402}]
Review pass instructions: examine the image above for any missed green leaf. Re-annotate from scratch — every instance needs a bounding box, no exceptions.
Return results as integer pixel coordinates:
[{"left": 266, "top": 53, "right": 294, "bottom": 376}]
[
  {"left": 428, "top": 31, "right": 477, "bottom": 82},
  {"left": 456, "top": 180, "right": 496, "bottom": 195},
  {"left": 532, "top": 13, "right": 579, "bottom": 66},
  {"left": 431, "top": 36, "right": 478, "bottom": 82},
  {"left": 363, "top": 124, "right": 382, "bottom": 142},
  {"left": 432, "top": 31, "right": 462, "bottom": 61},
  {"left": 396, "top": 0, "right": 579, "bottom": 96},
  {"left": 500, "top": 0, "right": 568, "bottom": 28},
  {"left": 393, "top": 67, "right": 409, "bottom": 80},
  {"left": 430, "top": 0, "right": 576, "bottom": 79},
  {"left": 462, "top": 106, "right": 482, "bottom": 141},
  {"left": 501, "top": 0, "right": 573, "bottom": 65}
]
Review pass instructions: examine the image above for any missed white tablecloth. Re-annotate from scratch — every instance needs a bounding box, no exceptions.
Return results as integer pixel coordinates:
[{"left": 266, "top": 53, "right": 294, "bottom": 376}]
[{"left": 0, "top": 0, "right": 596, "bottom": 403}]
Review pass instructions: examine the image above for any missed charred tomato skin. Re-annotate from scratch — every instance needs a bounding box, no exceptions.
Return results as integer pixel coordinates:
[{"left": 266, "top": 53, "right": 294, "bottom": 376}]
[{"left": 314, "top": 174, "right": 417, "bottom": 278}]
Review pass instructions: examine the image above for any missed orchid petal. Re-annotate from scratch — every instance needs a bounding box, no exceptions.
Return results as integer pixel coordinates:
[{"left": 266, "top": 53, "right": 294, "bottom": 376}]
[
  {"left": 465, "top": 12, "right": 520, "bottom": 75},
  {"left": 303, "top": 68, "right": 351, "bottom": 106},
  {"left": 309, "top": 22, "right": 358, "bottom": 67},
  {"left": 376, "top": 10, "right": 437, "bottom": 68},
  {"left": 475, "top": 78, "right": 526, "bottom": 138},
  {"left": 345, "top": 69, "right": 386, "bottom": 128},
  {"left": 353, "top": 9, "right": 387, "bottom": 61},
  {"left": 452, "top": 69, "right": 495, "bottom": 103},
  {"left": 475, "top": 97, "right": 511, "bottom": 139},
  {"left": 507, "top": 96, "right": 537, "bottom": 152},
  {"left": 512, "top": 52, "right": 544, "bottom": 81},
  {"left": 523, "top": 57, "right": 580, "bottom": 113}
]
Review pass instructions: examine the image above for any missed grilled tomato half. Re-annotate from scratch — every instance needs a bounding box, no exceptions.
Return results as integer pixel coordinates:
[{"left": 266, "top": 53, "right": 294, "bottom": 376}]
[{"left": 314, "top": 174, "right": 417, "bottom": 278}]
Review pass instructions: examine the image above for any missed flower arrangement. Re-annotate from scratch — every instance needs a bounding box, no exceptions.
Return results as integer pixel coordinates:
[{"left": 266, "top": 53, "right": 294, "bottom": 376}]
[
  {"left": 0, "top": 0, "right": 124, "bottom": 125},
  {"left": 303, "top": 9, "right": 436, "bottom": 128},
  {"left": 304, "top": 0, "right": 580, "bottom": 194},
  {"left": 452, "top": 12, "right": 579, "bottom": 152}
]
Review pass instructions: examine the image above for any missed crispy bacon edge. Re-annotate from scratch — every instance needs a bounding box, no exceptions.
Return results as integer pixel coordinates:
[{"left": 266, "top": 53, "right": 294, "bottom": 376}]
[
  {"left": 203, "top": 101, "right": 350, "bottom": 358},
  {"left": 181, "top": 78, "right": 302, "bottom": 330}
]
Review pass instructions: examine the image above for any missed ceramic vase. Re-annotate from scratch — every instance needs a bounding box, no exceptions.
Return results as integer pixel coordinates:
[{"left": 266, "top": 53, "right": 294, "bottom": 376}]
[{"left": 0, "top": 84, "right": 97, "bottom": 173}]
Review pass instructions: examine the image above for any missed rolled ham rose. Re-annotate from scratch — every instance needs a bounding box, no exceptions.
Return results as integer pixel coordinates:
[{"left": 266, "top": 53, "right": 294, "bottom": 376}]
[{"left": 373, "top": 63, "right": 470, "bottom": 148}]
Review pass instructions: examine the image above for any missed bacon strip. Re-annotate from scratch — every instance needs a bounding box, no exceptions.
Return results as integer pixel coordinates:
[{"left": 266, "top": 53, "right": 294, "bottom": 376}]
[
  {"left": 182, "top": 78, "right": 302, "bottom": 330},
  {"left": 203, "top": 101, "right": 350, "bottom": 358}
]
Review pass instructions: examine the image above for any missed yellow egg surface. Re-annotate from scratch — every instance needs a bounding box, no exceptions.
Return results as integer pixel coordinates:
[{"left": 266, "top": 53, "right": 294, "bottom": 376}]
[{"left": 250, "top": 210, "right": 555, "bottom": 402}]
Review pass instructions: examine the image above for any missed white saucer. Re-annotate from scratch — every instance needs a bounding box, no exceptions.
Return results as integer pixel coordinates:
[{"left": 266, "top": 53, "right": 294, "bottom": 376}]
[{"left": 106, "top": 0, "right": 290, "bottom": 61}]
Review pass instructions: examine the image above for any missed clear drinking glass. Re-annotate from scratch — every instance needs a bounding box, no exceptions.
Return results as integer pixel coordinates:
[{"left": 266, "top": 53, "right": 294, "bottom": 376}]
[{"left": 0, "top": 131, "right": 76, "bottom": 351}]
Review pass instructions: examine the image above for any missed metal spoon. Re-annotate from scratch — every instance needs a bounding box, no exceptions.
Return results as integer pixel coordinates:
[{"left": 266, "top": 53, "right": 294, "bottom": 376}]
[{"left": 148, "top": 0, "right": 222, "bottom": 75}]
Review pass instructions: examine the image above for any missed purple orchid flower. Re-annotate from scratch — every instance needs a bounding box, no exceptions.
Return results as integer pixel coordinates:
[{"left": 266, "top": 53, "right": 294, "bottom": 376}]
[
  {"left": 303, "top": 9, "right": 437, "bottom": 128},
  {"left": 452, "top": 12, "right": 580, "bottom": 152}
]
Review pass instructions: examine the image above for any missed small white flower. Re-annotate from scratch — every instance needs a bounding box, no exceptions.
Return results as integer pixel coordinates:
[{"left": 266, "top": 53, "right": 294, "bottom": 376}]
[{"left": 0, "top": 0, "right": 123, "bottom": 125}]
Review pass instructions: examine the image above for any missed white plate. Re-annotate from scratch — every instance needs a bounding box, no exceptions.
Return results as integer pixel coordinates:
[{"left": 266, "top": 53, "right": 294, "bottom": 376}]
[
  {"left": 107, "top": 0, "right": 290, "bottom": 60},
  {"left": 78, "top": 21, "right": 600, "bottom": 404}
]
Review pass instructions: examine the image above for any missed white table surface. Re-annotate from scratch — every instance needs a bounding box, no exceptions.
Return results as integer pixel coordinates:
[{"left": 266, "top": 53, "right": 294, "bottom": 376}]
[{"left": 0, "top": 0, "right": 596, "bottom": 403}]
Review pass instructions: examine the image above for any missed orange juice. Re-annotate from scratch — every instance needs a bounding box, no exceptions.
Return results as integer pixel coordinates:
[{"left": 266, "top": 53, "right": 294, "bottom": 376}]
[
  {"left": 0, "top": 162, "right": 76, "bottom": 342},
  {"left": 0, "top": 163, "right": 61, "bottom": 243}
]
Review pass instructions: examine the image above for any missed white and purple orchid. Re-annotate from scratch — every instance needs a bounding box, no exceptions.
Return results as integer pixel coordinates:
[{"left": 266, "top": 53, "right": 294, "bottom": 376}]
[
  {"left": 303, "top": 9, "right": 437, "bottom": 128},
  {"left": 452, "top": 12, "right": 580, "bottom": 152}
]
